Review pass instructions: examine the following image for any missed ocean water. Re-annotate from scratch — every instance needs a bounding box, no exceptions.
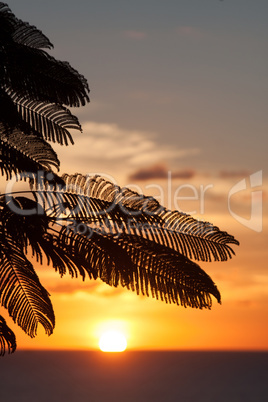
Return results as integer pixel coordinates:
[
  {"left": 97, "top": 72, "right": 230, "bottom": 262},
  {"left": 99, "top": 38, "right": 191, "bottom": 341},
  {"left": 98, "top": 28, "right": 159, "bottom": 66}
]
[{"left": 0, "top": 351, "right": 267, "bottom": 402}]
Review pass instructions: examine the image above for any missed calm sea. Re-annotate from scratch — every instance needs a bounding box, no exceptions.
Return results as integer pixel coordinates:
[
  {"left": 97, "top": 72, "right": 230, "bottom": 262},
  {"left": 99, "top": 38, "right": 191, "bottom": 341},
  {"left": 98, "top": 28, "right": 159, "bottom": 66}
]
[{"left": 0, "top": 351, "right": 267, "bottom": 402}]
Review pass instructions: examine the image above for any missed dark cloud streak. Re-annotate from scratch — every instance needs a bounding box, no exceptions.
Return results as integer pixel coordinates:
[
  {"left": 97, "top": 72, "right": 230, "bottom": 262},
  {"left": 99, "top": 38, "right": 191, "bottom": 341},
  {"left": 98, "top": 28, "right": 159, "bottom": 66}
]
[{"left": 128, "top": 163, "right": 195, "bottom": 181}]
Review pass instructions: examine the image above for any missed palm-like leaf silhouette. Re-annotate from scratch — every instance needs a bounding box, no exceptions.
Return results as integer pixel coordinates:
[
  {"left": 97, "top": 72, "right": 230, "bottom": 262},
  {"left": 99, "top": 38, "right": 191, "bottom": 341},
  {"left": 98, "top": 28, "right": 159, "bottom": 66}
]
[{"left": 0, "top": 2, "right": 239, "bottom": 356}]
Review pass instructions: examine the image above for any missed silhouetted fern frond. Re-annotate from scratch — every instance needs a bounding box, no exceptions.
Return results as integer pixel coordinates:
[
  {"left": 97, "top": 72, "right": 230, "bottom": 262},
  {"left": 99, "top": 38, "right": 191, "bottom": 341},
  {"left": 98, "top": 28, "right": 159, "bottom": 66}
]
[
  {"left": 32, "top": 173, "right": 238, "bottom": 263},
  {"left": 0, "top": 205, "right": 55, "bottom": 337},
  {"left": 2, "top": 42, "right": 89, "bottom": 107},
  {"left": 6, "top": 89, "right": 82, "bottom": 145},
  {"left": 33, "top": 173, "right": 162, "bottom": 226},
  {"left": 53, "top": 227, "right": 221, "bottom": 309},
  {"left": 0, "top": 192, "right": 223, "bottom": 310},
  {"left": 0, "top": 315, "right": 16, "bottom": 356},
  {"left": 115, "top": 233, "right": 221, "bottom": 308},
  {"left": 0, "top": 124, "right": 60, "bottom": 178},
  {"left": 10, "top": 19, "right": 53, "bottom": 50},
  {"left": 0, "top": 2, "right": 89, "bottom": 184},
  {"left": 0, "top": 2, "right": 53, "bottom": 49},
  {"left": 126, "top": 209, "right": 239, "bottom": 262},
  {"left": 0, "top": 235, "right": 55, "bottom": 337}
]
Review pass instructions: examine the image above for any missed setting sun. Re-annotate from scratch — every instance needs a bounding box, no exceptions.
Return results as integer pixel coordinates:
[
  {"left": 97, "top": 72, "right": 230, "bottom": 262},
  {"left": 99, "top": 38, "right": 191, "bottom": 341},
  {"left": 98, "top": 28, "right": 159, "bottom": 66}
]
[{"left": 99, "top": 330, "right": 127, "bottom": 352}]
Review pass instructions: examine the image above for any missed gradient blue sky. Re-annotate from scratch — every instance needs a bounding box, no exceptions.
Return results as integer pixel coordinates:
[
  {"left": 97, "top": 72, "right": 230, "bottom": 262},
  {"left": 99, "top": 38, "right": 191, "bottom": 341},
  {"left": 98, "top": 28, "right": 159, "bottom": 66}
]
[
  {"left": 7, "top": 0, "right": 268, "bottom": 174},
  {"left": 3, "top": 0, "right": 268, "bottom": 350}
]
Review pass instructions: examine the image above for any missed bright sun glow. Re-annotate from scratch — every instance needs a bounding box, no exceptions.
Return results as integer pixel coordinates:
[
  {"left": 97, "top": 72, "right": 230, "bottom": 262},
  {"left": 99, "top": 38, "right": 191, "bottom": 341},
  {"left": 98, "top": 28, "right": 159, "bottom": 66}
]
[{"left": 99, "top": 330, "right": 127, "bottom": 352}]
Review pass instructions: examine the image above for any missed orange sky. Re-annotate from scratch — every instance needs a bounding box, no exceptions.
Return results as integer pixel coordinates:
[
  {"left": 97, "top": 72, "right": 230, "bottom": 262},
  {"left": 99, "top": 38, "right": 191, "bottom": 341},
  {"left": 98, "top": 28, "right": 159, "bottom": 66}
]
[
  {"left": 1, "top": 0, "right": 268, "bottom": 351},
  {"left": 3, "top": 172, "right": 267, "bottom": 351}
]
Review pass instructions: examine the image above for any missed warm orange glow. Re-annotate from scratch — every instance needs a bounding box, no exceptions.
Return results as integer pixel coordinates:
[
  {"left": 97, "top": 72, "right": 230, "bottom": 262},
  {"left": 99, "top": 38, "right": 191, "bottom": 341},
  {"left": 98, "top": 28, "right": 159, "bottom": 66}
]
[
  {"left": 99, "top": 330, "right": 127, "bottom": 352},
  {"left": 2, "top": 178, "right": 267, "bottom": 352}
]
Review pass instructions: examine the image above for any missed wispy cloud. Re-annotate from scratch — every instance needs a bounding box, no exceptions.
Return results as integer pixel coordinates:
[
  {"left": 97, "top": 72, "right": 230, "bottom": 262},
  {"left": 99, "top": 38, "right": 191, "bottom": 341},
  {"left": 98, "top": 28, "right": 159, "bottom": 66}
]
[
  {"left": 63, "top": 121, "right": 199, "bottom": 175},
  {"left": 47, "top": 279, "right": 125, "bottom": 297},
  {"left": 48, "top": 282, "right": 99, "bottom": 294}
]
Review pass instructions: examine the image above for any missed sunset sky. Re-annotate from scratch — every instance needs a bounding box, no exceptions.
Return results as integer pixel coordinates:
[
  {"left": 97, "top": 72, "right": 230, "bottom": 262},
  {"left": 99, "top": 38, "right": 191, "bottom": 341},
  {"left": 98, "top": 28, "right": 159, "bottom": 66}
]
[{"left": 3, "top": 0, "right": 268, "bottom": 351}]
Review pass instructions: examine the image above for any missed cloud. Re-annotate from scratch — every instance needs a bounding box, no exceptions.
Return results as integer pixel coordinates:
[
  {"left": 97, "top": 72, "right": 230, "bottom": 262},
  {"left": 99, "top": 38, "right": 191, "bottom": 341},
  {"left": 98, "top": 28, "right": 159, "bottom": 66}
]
[
  {"left": 63, "top": 121, "right": 199, "bottom": 172},
  {"left": 48, "top": 281, "right": 99, "bottom": 294},
  {"left": 124, "top": 30, "right": 147, "bottom": 40},
  {"left": 128, "top": 163, "right": 195, "bottom": 181},
  {"left": 48, "top": 280, "right": 126, "bottom": 298}
]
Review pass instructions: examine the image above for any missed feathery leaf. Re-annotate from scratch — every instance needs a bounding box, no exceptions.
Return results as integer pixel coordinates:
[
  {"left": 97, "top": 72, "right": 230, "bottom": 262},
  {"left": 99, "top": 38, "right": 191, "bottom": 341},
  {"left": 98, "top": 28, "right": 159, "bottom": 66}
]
[
  {"left": 0, "top": 315, "right": 16, "bottom": 356},
  {"left": 0, "top": 194, "right": 221, "bottom": 309},
  {"left": 54, "top": 227, "right": 221, "bottom": 309},
  {"left": 7, "top": 88, "right": 82, "bottom": 145},
  {"left": 0, "top": 123, "right": 60, "bottom": 178},
  {"left": 0, "top": 230, "right": 55, "bottom": 337},
  {"left": 2, "top": 43, "right": 90, "bottom": 107},
  {"left": 33, "top": 174, "right": 161, "bottom": 228},
  {"left": 126, "top": 209, "right": 239, "bottom": 262},
  {"left": 0, "top": 2, "right": 52, "bottom": 49},
  {"left": 32, "top": 173, "right": 238, "bottom": 262}
]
